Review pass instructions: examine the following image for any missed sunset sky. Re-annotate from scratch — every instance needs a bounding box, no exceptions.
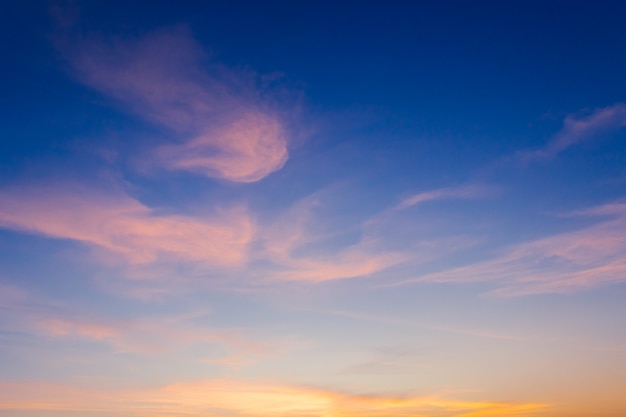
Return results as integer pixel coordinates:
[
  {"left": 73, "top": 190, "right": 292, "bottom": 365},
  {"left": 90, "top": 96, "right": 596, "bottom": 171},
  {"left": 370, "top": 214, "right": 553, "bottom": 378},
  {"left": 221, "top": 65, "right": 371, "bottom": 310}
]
[{"left": 1, "top": 1, "right": 626, "bottom": 416}]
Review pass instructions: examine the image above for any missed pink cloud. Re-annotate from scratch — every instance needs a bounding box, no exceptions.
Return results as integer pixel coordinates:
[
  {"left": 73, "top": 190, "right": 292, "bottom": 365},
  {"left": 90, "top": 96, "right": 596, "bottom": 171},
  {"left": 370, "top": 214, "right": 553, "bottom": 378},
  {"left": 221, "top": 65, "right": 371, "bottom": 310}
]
[
  {"left": 0, "top": 284, "right": 274, "bottom": 366},
  {"left": 157, "top": 109, "right": 288, "bottom": 182},
  {"left": 35, "top": 314, "right": 270, "bottom": 357},
  {"left": 69, "top": 27, "right": 289, "bottom": 182},
  {"left": 521, "top": 103, "right": 626, "bottom": 160},
  {"left": 0, "top": 185, "right": 253, "bottom": 266},
  {"left": 397, "top": 202, "right": 626, "bottom": 296},
  {"left": 271, "top": 244, "right": 407, "bottom": 282},
  {"left": 0, "top": 287, "right": 268, "bottom": 358},
  {"left": 41, "top": 318, "right": 121, "bottom": 341}
]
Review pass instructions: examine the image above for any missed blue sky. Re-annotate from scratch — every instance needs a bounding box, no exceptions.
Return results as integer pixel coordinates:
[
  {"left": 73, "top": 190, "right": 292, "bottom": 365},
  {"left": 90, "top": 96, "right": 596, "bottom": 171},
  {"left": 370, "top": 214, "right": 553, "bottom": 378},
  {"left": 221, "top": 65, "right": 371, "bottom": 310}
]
[{"left": 1, "top": 1, "right": 626, "bottom": 416}]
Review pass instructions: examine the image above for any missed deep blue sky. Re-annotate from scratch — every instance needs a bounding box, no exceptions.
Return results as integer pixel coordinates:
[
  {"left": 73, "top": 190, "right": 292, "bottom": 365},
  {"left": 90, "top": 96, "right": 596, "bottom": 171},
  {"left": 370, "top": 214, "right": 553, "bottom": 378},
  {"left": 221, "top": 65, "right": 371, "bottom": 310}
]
[
  {"left": 3, "top": 1, "right": 626, "bottom": 190},
  {"left": 4, "top": 1, "right": 626, "bottom": 133}
]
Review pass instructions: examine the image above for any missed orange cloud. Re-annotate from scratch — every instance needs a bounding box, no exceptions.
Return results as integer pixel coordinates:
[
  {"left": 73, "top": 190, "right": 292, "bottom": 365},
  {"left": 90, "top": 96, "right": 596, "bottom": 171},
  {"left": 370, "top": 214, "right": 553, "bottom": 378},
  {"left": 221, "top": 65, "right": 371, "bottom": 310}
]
[
  {"left": 0, "top": 185, "right": 253, "bottom": 266},
  {"left": 69, "top": 27, "right": 289, "bottom": 182},
  {"left": 0, "top": 379, "right": 549, "bottom": 417}
]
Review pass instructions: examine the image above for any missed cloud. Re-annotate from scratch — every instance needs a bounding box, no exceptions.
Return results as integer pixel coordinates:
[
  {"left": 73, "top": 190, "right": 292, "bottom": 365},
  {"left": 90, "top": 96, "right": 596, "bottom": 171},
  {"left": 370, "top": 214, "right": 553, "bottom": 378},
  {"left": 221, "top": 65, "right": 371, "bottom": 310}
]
[
  {"left": 0, "top": 183, "right": 412, "bottom": 283},
  {"left": 0, "top": 287, "right": 284, "bottom": 379},
  {"left": 0, "top": 185, "right": 253, "bottom": 266},
  {"left": 520, "top": 103, "right": 626, "bottom": 160},
  {"left": 0, "top": 379, "right": 548, "bottom": 417},
  {"left": 271, "top": 246, "right": 407, "bottom": 282},
  {"left": 258, "top": 193, "right": 408, "bottom": 282},
  {"left": 396, "top": 202, "right": 626, "bottom": 296},
  {"left": 35, "top": 314, "right": 270, "bottom": 358},
  {"left": 157, "top": 110, "right": 287, "bottom": 182},
  {"left": 397, "top": 185, "right": 492, "bottom": 210},
  {"left": 254, "top": 186, "right": 487, "bottom": 283},
  {"left": 68, "top": 27, "right": 289, "bottom": 182},
  {"left": 0, "top": 284, "right": 272, "bottom": 365}
]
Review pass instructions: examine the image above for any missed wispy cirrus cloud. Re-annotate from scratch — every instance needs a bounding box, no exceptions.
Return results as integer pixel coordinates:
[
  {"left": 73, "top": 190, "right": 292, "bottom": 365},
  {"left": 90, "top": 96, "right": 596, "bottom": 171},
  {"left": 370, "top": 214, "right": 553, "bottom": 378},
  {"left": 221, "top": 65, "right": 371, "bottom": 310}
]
[
  {"left": 36, "top": 314, "right": 271, "bottom": 361},
  {"left": 0, "top": 183, "right": 406, "bottom": 282},
  {"left": 270, "top": 249, "right": 405, "bottom": 282},
  {"left": 67, "top": 27, "right": 290, "bottom": 182},
  {"left": 0, "top": 185, "right": 253, "bottom": 266},
  {"left": 0, "top": 285, "right": 273, "bottom": 366},
  {"left": 0, "top": 379, "right": 549, "bottom": 417},
  {"left": 253, "top": 185, "right": 491, "bottom": 283},
  {"left": 520, "top": 103, "right": 626, "bottom": 161},
  {"left": 258, "top": 193, "right": 408, "bottom": 282},
  {"left": 396, "top": 202, "right": 626, "bottom": 296},
  {"left": 397, "top": 184, "right": 493, "bottom": 210}
]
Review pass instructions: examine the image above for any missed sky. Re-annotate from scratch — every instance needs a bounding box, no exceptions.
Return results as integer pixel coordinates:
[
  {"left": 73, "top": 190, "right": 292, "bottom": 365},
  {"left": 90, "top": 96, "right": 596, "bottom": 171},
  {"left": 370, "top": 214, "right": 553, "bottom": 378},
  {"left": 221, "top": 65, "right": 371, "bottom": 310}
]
[{"left": 1, "top": 1, "right": 626, "bottom": 416}]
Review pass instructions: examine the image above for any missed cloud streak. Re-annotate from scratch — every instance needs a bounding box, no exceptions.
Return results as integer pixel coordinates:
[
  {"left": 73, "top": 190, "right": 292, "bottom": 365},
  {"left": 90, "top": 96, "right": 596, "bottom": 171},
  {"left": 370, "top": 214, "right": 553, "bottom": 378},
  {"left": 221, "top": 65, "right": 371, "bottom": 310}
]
[
  {"left": 398, "top": 185, "right": 493, "bottom": 210},
  {"left": 396, "top": 202, "right": 626, "bottom": 296},
  {"left": 259, "top": 193, "right": 408, "bottom": 282},
  {"left": 254, "top": 186, "right": 490, "bottom": 283},
  {"left": 521, "top": 103, "right": 626, "bottom": 160},
  {"left": 68, "top": 27, "right": 289, "bottom": 182},
  {"left": 0, "top": 285, "right": 272, "bottom": 366},
  {"left": 37, "top": 314, "right": 270, "bottom": 357},
  {"left": 0, "top": 185, "right": 253, "bottom": 266}
]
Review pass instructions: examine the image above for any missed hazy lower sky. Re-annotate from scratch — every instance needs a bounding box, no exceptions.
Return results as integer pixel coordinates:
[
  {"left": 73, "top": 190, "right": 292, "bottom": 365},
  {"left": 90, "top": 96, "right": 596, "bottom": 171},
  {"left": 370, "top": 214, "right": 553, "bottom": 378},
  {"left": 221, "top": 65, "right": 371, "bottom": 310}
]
[{"left": 1, "top": 1, "right": 626, "bottom": 416}]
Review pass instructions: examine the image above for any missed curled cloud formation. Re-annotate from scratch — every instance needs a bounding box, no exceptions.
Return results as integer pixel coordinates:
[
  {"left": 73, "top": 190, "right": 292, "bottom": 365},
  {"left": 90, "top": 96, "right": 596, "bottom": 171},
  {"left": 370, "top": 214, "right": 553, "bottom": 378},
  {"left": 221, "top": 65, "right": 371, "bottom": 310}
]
[
  {"left": 157, "top": 109, "right": 287, "bottom": 182},
  {"left": 69, "top": 27, "right": 288, "bottom": 182},
  {"left": 0, "top": 186, "right": 253, "bottom": 266}
]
